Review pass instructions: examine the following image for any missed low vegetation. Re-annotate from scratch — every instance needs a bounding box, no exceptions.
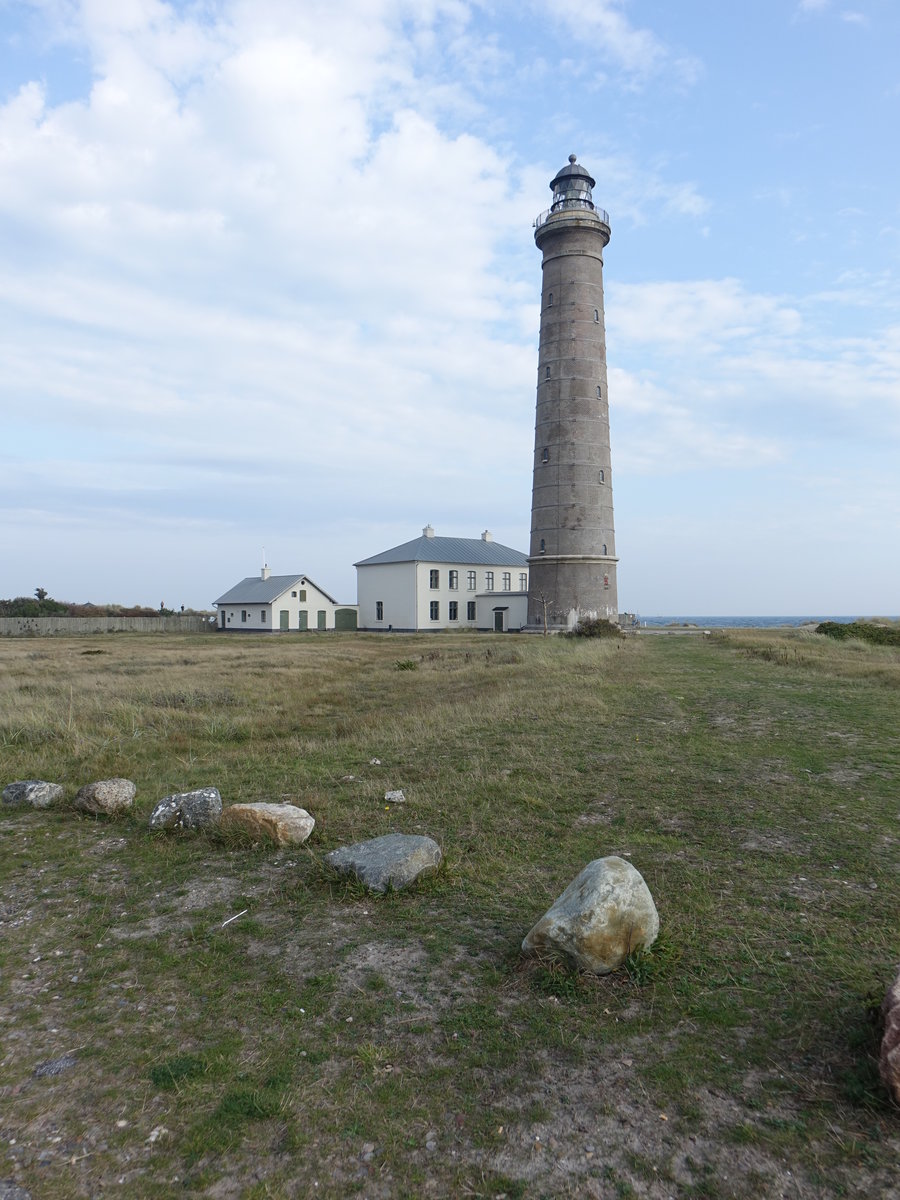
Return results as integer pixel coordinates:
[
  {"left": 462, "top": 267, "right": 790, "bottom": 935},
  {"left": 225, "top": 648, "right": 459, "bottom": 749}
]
[
  {"left": 816, "top": 620, "right": 900, "bottom": 647},
  {"left": 1, "top": 628, "right": 898, "bottom": 1198}
]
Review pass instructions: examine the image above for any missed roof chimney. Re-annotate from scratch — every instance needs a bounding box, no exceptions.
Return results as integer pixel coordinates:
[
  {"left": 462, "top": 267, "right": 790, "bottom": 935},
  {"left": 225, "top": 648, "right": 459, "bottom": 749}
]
[
  {"left": 482, "top": 529, "right": 493, "bottom": 542},
  {"left": 423, "top": 524, "right": 435, "bottom": 538},
  {"left": 261, "top": 564, "right": 270, "bottom": 581}
]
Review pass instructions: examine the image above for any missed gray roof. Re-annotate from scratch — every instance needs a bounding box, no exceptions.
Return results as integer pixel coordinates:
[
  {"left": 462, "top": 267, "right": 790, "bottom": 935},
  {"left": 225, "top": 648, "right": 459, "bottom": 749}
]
[
  {"left": 355, "top": 535, "right": 528, "bottom": 568},
  {"left": 214, "top": 575, "right": 339, "bottom": 606}
]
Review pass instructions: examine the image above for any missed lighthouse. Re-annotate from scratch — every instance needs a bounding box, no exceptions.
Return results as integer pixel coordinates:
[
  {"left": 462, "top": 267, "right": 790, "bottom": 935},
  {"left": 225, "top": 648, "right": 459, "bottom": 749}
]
[{"left": 527, "top": 155, "right": 618, "bottom": 630}]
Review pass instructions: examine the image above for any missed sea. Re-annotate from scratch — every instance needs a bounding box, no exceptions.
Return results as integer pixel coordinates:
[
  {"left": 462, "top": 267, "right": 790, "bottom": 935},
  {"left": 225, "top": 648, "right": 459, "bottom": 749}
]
[{"left": 634, "top": 615, "right": 897, "bottom": 629}]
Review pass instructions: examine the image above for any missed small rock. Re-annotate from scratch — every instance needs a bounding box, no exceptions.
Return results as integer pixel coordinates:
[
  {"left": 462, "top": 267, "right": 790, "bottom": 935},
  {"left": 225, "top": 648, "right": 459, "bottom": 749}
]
[
  {"left": 880, "top": 965, "right": 900, "bottom": 1104},
  {"left": 384, "top": 790, "right": 405, "bottom": 804},
  {"left": 2, "top": 780, "right": 64, "bottom": 809},
  {"left": 0, "top": 1183, "right": 32, "bottom": 1200},
  {"left": 148, "top": 787, "right": 222, "bottom": 832},
  {"left": 325, "top": 833, "right": 441, "bottom": 893},
  {"left": 219, "top": 802, "right": 314, "bottom": 846},
  {"left": 147, "top": 1127, "right": 168, "bottom": 1145},
  {"left": 522, "top": 855, "right": 659, "bottom": 974},
  {"left": 72, "top": 778, "right": 135, "bottom": 816},
  {"left": 369, "top": 758, "right": 381, "bottom": 766},
  {"left": 33, "top": 1054, "right": 77, "bottom": 1078}
]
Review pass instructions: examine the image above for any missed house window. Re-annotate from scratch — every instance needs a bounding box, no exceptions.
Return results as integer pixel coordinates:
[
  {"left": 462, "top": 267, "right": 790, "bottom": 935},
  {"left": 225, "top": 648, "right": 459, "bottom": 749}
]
[
  {"left": 485, "top": 571, "right": 494, "bottom": 591},
  {"left": 467, "top": 571, "right": 476, "bottom": 590},
  {"left": 260, "top": 610, "right": 266, "bottom": 622},
  {"left": 502, "top": 572, "right": 511, "bottom": 591},
  {"left": 241, "top": 610, "right": 247, "bottom": 622},
  {"left": 430, "top": 601, "right": 440, "bottom": 620},
  {"left": 449, "top": 570, "right": 458, "bottom": 590},
  {"left": 541, "top": 448, "right": 549, "bottom": 463},
  {"left": 291, "top": 590, "right": 297, "bottom": 597},
  {"left": 467, "top": 601, "right": 476, "bottom": 620},
  {"left": 376, "top": 601, "right": 384, "bottom": 621},
  {"left": 429, "top": 569, "right": 439, "bottom": 589},
  {"left": 519, "top": 573, "right": 528, "bottom": 591},
  {"left": 449, "top": 601, "right": 458, "bottom": 621}
]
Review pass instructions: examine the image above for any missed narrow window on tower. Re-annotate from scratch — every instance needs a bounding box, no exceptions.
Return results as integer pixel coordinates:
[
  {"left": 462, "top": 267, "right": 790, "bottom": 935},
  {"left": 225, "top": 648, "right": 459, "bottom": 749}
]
[
  {"left": 540, "top": 539, "right": 546, "bottom": 554},
  {"left": 545, "top": 366, "right": 551, "bottom": 378},
  {"left": 541, "top": 448, "right": 549, "bottom": 463},
  {"left": 594, "top": 309, "right": 599, "bottom": 322},
  {"left": 597, "top": 386, "right": 602, "bottom": 398},
  {"left": 548, "top": 292, "right": 553, "bottom": 306},
  {"left": 599, "top": 469, "right": 605, "bottom": 483},
  {"left": 602, "top": 544, "right": 608, "bottom": 555}
]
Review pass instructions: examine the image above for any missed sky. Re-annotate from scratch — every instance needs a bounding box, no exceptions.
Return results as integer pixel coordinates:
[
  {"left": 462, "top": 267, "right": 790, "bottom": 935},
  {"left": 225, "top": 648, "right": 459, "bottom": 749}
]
[{"left": 1, "top": 0, "right": 898, "bottom": 616}]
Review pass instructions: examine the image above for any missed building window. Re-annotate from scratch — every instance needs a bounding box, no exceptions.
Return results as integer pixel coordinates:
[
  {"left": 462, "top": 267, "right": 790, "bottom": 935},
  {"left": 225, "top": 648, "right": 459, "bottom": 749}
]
[
  {"left": 429, "top": 569, "right": 439, "bottom": 589},
  {"left": 260, "top": 610, "right": 266, "bottom": 622},
  {"left": 449, "top": 601, "right": 458, "bottom": 621},
  {"left": 241, "top": 610, "right": 247, "bottom": 622},
  {"left": 540, "top": 540, "right": 545, "bottom": 554},
  {"left": 545, "top": 366, "right": 550, "bottom": 378},
  {"left": 485, "top": 571, "right": 494, "bottom": 591},
  {"left": 449, "top": 570, "right": 458, "bottom": 590},
  {"left": 291, "top": 590, "right": 297, "bottom": 597},
  {"left": 467, "top": 601, "right": 476, "bottom": 620},
  {"left": 519, "top": 572, "right": 528, "bottom": 591},
  {"left": 467, "top": 570, "right": 476, "bottom": 590},
  {"left": 548, "top": 292, "right": 553, "bottom": 306},
  {"left": 376, "top": 601, "right": 384, "bottom": 621},
  {"left": 541, "top": 447, "right": 549, "bottom": 463},
  {"left": 597, "top": 386, "right": 602, "bottom": 398},
  {"left": 502, "top": 572, "right": 511, "bottom": 591},
  {"left": 602, "top": 544, "right": 608, "bottom": 555},
  {"left": 594, "top": 309, "right": 599, "bottom": 322},
  {"left": 430, "top": 600, "right": 440, "bottom": 620},
  {"left": 599, "top": 469, "right": 605, "bottom": 483},
  {"left": 299, "top": 589, "right": 307, "bottom": 601}
]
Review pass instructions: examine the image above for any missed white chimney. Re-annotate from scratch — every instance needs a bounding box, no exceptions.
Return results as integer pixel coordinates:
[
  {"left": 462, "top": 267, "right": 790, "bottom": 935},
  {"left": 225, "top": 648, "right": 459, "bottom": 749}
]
[
  {"left": 482, "top": 530, "right": 493, "bottom": 542},
  {"left": 423, "top": 524, "right": 435, "bottom": 538},
  {"left": 261, "top": 564, "right": 271, "bottom": 581}
]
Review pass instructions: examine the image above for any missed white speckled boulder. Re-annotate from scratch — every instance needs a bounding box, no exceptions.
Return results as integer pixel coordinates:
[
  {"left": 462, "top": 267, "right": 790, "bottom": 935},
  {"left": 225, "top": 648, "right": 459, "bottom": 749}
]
[
  {"left": 219, "top": 802, "right": 314, "bottom": 846},
  {"left": 880, "top": 966, "right": 900, "bottom": 1105},
  {"left": 522, "top": 856, "right": 659, "bottom": 975},
  {"left": 149, "top": 787, "right": 222, "bottom": 832}
]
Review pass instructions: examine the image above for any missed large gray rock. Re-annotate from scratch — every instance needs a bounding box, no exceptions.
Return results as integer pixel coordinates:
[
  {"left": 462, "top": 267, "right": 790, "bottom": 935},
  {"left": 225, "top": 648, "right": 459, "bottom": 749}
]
[
  {"left": 149, "top": 787, "right": 222, "bottom": 832},
  {"left": 522, "top": 856, "right": 659, "bottom": 975},
  {"left": 325, "top": 833, "right": 441, "bottom": 893},
  {"left": 219, "top": 802, "right": 314, "bottom": 846},
  {"left": 880, "top": 965, "right": 900, "bottom": 1105},
  {"left": 2, "top": 780, "right": 64, "bottom": 809},
  {"left": 72, "top": 778, "right": 135, "bottom": 816}
]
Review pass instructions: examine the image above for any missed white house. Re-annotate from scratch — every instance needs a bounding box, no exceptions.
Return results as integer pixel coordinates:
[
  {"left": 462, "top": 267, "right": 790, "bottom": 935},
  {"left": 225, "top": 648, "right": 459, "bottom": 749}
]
[
  {"left": 214, "top": 568, "right": 357, "bottom": 632},
  {"left": 355, "top": 527, "right": 529, "bottom": 632}
]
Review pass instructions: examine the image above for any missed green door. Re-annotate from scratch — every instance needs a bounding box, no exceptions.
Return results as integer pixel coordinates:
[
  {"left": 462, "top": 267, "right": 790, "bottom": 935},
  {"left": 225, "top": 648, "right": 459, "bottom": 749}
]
[
  {"left": 335, "top": 608, "right": 357, "bottom": 631},
  {"left": 317, "top": 610, "right": 327, "bottom": 631},
  {"left": 298, "top": 611, "right": 308, "bottom": 631},
  {"left": 279, "top": 610, "right": 289, "bottom": 631}
]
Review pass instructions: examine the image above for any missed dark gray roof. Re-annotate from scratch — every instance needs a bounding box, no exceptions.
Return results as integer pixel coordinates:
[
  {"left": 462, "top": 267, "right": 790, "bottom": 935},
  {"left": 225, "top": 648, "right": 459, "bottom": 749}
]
[
  {"left": 214, "top": 575, "right": 339, "bottom": 606},
  {"left": 355, "top": 535, "right": 528, "bottom": 568}
]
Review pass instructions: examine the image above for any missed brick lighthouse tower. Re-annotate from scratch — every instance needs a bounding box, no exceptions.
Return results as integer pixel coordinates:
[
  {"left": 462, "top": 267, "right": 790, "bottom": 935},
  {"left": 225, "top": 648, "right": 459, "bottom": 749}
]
[{"left": 527, "top": 154, "right": 618, "bottom": 629}]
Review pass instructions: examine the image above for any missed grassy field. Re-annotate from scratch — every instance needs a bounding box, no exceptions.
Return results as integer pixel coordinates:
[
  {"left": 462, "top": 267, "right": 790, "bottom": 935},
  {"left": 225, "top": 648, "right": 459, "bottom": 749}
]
[{"left": 0, "top": 628, "right": 898, "bottom": 1199}]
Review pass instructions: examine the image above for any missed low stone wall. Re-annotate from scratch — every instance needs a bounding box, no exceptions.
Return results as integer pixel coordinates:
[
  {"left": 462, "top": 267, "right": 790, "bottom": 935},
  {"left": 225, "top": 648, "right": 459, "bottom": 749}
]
[{"left": 0, "top": 615, "right": 214, "bottom": 637}]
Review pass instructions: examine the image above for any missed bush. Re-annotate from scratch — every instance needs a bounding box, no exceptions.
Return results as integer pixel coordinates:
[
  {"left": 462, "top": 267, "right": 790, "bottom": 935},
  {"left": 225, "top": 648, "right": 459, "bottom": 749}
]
[
  {"left": 565, "top": 616, "right": 622, "bottom": 639},
  {"left": 815, "top": 621, "right": 900, "bottom": 647}
]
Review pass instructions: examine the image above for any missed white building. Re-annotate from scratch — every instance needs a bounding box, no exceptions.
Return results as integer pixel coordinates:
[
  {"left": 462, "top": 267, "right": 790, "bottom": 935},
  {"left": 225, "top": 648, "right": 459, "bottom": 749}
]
[
  {"left": 214, "top": 568, "right": 357, "bottom": 632},
  {"left": 355, "top": 527, "right": 529, "bottom": 632}
]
